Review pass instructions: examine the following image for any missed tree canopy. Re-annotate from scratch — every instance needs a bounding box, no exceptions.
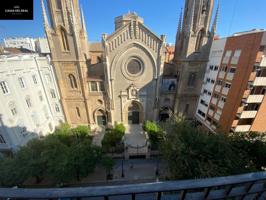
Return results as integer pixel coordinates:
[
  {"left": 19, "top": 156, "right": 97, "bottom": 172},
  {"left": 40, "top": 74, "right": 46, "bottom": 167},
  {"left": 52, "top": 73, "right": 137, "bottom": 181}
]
[
  {"left": 160, "top": 117, "right": 266, "bottom": 180},
  {"left": 0, "top": 124, "right": 113, "bottom": 187}
]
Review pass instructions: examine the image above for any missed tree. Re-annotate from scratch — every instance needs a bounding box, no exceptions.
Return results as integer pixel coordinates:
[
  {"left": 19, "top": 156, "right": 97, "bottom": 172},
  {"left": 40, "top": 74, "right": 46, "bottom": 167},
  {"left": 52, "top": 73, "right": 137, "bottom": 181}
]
[
  {"left": 161, "top": 118, "right": 254, "bottom": 180},
  {"left": 0, "top": 123, "right": 112, "bottom": 187},
  {"left": 102, "top": 123, "right": 125, "bottom": 153},
  {"left": 143, "top": 121, "right": 164, "bottom": 150}
]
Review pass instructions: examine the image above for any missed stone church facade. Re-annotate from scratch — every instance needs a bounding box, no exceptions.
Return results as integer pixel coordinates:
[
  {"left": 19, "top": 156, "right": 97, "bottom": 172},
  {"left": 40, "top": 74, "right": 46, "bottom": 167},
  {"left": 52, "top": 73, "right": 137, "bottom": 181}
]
[{"left": 41, "top": 0, "right": 217, "bottom": 127}]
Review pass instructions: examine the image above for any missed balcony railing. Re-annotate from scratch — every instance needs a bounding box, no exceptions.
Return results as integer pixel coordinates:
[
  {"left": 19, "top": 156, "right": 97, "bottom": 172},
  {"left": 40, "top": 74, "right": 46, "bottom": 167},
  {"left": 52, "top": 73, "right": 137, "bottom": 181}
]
[
  {"left": 0, "top": 172, "right": 266, "bottom": 199},
  {"left": 235, "top": 125, "right": 251, "bottom": 132},
  {"left": 246, "top": 95, "right": 264, "bottom": 103},
  {"left": 253, "top": 77, "right": 266, "bottom": 86},
  {"left": 240, "top": 111, "right": 257, "bottom": 119}
]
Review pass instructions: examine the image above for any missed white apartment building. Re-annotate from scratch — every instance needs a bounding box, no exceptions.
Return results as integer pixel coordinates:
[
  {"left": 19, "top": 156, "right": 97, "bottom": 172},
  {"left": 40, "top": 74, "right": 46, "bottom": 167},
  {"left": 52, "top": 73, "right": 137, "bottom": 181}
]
[
  {"left": 195, "top": 38, "right": 226, "bottom": 131},
  {"left": 35, "top": 38, "right": 50, "bottom": 54},
  {"left": 3, "top": 37, "right": 36, "bottom": 52},
  {"left": 0, "top": 53, "right": 65, "bottom": 152}
]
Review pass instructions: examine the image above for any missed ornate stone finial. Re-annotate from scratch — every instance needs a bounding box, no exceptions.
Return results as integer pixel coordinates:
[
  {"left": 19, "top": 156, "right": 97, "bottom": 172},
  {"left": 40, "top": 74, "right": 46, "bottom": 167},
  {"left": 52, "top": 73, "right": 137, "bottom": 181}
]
[
  {"left": 80, "top": 5, "right": 88, "bottom": 39},
  {"left": 102, "top": 33, "right": 107, "bottom": 41},
  {"left": 41, "top": 0, "right": 49, "bottom": 28},
  {"left": 160, "top": 35, "right": 166, "bottom": 43},
  {"left": 176, "top": 8, "right": 183, "bottom": 41},
  {"left": 211, "top": 0, "right": 220, "bottom": 34}
]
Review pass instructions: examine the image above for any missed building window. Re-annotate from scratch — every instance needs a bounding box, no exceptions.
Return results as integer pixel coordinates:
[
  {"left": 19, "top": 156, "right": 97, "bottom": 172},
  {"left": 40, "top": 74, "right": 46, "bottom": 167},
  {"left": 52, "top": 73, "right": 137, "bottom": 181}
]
[
  {"left": 25, "top": 96, "right": 32, "bottom": 108},
  {"left": 225, "top": 83, "right": 231, "bottom": 88},
  {"left": 32, "top": 75, "right": 38, "bottom": 84},
  {"left": 216, "top": 80, "right": 223, "bottom": 85},
  {"left": 38, "top": 91, "right": 43, "bottom": 102},
  {"left": 203, "top": 89, "right": 208, "bottom": 94},
  {"left": 211, "top": 79, "right": 215, "bottom": 84},
  {"left": 60, "top": 28, "right": 70, "bottom": 51},
  {"left": 0, "top": 135, "right": 5, "bottom": 144},
  {"left": 50, "top": 89, "right": 56, "bottom": 98},
  {"left": 0, "top": 81, "right": 9, "bottom": 94},
  {"left": 197, "top": 109, "right": 206, "bottom": 118},
  {"left": 221, "top": 96, "right": 227, "bottom": 103},
  {"left": 56, "top": 0, "right": 62, "bottom": 9},
  {"left": 45, "top": 74, "right": 51, "bottom": 83},
  {"left": 195, "top": 29, "right": 205, "bottom": 51},
  {"left": 90, "top": 82, "right": 98, "bottom": 91},
  {"left": 99, "top": 82, "right": 105, "bottom": 91},
  {"left": 18, "top": 77, "right": 26, "bottom": 88},
  {"left": 187, "top": 72, "right": 196, "bottom": 87},
  {"left": 229, "top": 67, "right": 236, "bottom": 73},
  {"left": 43, "top": 106, "right": 49, "bottom": 119},
  {"left": 68, "top": 74, "right": 78, "bottom": 89},
  {"left": 231, "top": 49, "right": 241, "bottom": 64},
  {"left": 209, "top": 65, "right": 214, "bottom": 70},
  {"left": 9, "top": 102, "right": 17, "bottom": 116},
  {"left": 213, "top": 93, "right": 219, "bottom": 99},
  {"left": 214, "top": 66, "right": 219, "bottom": 71},
  {"left": 206, "top": 78, "right": 210, "bottom": 83},
  {"left": 76, "top": 107, "right": 81, "bottom": 118},
  {"left": 55, "top": 104, "right": 60, "bottom": 112}
]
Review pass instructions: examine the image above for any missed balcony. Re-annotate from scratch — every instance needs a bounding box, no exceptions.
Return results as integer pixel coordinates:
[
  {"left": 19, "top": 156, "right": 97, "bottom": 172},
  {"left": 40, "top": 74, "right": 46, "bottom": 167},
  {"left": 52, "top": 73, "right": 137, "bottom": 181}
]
[
  {"left": 215, "top": 85, "right": 221, "bottom": 92},
  {"left": 222, "top": 87, "right": 229, "bottom": 95},
  {"left": 235, "top": 125, "right": 251, "bottom": 132},
  {"left": 253, "top": 77, "right": 266, "bottom": 86},
  {"left": 246, "top": 95, "right": 264, "bottom": 103},
  {"left": 211, "top": 97, "right": 218, "bottom": 105},
  {"left": 0, "top": 172, "right": 266, "bottom": 199},
  {"left": 218, "top": 71, "right": 225, "bottom": 79},
  {"left": 240, "top": 111, "right": 257, "bottom": 119},
  {"left": 226, "top": 72, "right": 234, "bottom": 81}
]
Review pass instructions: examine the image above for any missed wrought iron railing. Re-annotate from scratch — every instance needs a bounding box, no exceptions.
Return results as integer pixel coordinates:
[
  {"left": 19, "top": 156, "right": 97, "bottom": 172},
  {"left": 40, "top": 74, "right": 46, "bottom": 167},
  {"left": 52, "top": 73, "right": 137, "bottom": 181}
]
[{"left": 0, "top": 172, "right": 266, "bottom": 199}]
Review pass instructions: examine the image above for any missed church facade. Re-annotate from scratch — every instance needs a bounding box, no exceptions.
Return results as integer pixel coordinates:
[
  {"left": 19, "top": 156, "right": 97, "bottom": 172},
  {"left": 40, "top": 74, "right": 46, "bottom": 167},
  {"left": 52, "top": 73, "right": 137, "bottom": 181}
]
[{"left": 42, "top": 0, "right": 217, "bottom": 127}]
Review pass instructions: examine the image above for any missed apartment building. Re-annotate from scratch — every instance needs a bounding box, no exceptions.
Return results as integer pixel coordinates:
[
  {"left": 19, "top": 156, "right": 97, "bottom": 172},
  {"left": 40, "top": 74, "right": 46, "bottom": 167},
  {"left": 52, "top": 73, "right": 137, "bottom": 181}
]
[
  {"left": 196, "top": 38, "right": 226, "bottom": 131},
  {"left": 0, "top": 50, "right": 65, "bottom": 152},
  {"left": 3, "top": 37, "right": 36, "bottom": 52},
  {"left": 196, "top": 29, "right": 266, "bottom": 133}
]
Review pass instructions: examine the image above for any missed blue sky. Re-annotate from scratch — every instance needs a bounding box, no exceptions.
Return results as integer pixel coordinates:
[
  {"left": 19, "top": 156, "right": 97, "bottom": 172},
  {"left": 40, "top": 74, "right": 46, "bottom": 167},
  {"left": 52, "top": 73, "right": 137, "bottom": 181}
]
[{"left": 0, "top": 0, "right": 266, "bottom": 44}]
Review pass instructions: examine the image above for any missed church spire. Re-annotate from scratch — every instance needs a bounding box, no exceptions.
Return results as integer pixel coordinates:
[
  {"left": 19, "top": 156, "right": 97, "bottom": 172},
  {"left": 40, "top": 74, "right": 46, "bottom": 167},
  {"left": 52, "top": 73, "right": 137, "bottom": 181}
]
[
  {"left": 41, "top": 0, "right": 49, "bottom": 29},
  {"left": 174, "top": 8, "right": 183, "bottom": 60},
  {"left": 177, "top": 8, "right": 183, "bottom": 40},
  {"left": 211, "top": 0, "right": 220, "bottom": 34}
]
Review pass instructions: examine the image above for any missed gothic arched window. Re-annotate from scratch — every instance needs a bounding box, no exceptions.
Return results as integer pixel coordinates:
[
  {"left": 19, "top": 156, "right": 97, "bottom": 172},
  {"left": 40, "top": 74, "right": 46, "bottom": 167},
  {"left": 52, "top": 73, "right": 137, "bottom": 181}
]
[
  {"left": 60, "top": 28, "right": 69, "bottom": 51},
  {"left": 68, "top": 74, "right": 77, "bottom": 89},
  {"left": 76, "top": 107, "right": 81, "bottom": 118},
  {"left": 195, "top": 29, "right": 205, "bottom": 51},
  {"left": 56, "top": 0, "right": 62, "bottom": 10}
]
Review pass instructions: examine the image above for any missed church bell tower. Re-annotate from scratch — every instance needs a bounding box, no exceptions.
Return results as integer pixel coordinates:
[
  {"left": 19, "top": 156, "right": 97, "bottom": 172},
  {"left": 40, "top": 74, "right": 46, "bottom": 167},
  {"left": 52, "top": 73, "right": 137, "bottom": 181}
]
[
  {"left": 41, "top": 0, "right": 91, "bottom": 125},
  {"left": 173, "top": 0, "right": 219, "bottom": 119}
]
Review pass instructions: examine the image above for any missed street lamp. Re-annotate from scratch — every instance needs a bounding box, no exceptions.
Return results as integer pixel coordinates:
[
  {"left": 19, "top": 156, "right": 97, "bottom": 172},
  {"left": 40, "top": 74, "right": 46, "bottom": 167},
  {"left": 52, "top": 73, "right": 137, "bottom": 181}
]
[
  {"left": 121, "top": 159, "right": 125, "bottom": 178},
  {"left": 155, "top": 159, "right": 159, "bottom": 177}
]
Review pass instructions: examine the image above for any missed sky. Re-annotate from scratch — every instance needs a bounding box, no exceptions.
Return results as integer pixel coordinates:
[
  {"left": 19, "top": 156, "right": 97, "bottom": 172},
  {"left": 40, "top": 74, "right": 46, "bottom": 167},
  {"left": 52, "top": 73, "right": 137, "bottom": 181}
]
[{"left": 0, "top": 0, "right": 266, "bottom": 44}]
